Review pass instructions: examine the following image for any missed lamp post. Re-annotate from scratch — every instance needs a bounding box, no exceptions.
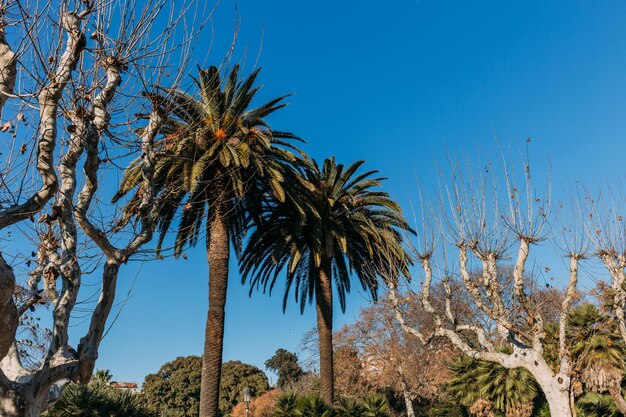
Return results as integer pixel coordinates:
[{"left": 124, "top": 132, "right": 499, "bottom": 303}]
[{"left": 243, "top": 386, "right": 252, "bottom": 417}]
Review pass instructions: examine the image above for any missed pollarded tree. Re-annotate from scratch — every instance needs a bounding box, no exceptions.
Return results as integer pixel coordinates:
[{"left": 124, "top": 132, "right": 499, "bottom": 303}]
[
  {"left": 0, "top": 0, "right": 205, "bottom": 415},
  {"left": 113, "top": 64, "right": 302, "bottom": 417},
  {"left": 241, "top": 157, "right": 413, "bottom": 402},
  {"left": 387, "top": 156, "right": 584, "bottom": 416}
]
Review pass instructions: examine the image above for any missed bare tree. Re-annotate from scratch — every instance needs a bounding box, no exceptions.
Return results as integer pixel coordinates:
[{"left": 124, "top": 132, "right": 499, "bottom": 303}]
[
  {"left": 0, "top": 0, "right": 208, "bottom": 415},
  {"left": 387, "top": 156, "right": 584, "bottom": 417},
  {"left": 335, "top": 299, "right": 459, "bottom": 417}
]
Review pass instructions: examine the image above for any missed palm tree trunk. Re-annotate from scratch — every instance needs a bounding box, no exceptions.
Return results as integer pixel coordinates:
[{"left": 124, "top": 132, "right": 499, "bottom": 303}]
[
  {"left": 199, "top": 197, "right": 230, "bottom": 417},
  {"left": 609, "top": 384, "right": 626, "bottom": 415},
  {"left": 315, "top": 258, "right": 334, "bottom": 403}
]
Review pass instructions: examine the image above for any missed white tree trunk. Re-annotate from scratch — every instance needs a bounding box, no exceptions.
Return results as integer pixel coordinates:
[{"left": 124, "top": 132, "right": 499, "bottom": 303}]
[
  {"left": 0, "top": 388, "right": 43, "bottom": 417},
  {"left": 532, "top": 368, "right": 572, "bottom": 417},
  {"left": 397, "top": 364, "right": 415, "bottom": 417},
  {"left": 401, "top": 380, "right": 415, "bottom": 417}
]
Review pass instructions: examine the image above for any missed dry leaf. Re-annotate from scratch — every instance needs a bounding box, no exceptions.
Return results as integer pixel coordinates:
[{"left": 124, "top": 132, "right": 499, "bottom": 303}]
[{"left": 0, "top": 121, "right": 12, "bottom": 132}]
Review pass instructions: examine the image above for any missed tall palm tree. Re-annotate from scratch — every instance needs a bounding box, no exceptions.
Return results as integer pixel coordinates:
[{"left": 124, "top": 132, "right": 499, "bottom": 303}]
[
  {"left": 240, "top": 157, "right": 412, "bottom": 402},
  {"left": 113, "top": 65, "right": 301, "bottom": 417},
  {"left": 568, "top": 304, "right": 626, "bottom": 415}
]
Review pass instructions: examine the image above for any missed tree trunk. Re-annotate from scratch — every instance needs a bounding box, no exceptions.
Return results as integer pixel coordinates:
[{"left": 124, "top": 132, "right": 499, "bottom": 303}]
[
  {"left": 533, "top": 372, "right": 573, "bottom": 417},
  {"left": 397, "top": 365, "right": 415, "bottom": 417},
  {"left": 0, "top": 388, "right": 42, "bottom": 417},
  {"left": 199, "top": 198, "right": 230, "bottom": 417},
  {"left": 315, "top": 258, "right": 334, "bottom": 403},
  {"left": 609, "top": 384, "right": 626, "bottom": 415}
]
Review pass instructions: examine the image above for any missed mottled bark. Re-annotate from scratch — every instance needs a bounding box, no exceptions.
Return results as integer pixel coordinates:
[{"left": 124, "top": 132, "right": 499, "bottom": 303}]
[
  {"left": 316, "top": 258, "right": 334, "bottom": 403},
  {"left": 0, "top": 14, "right": 16, "bottom": 115},
  {"left": 0, "top": 11, "right": 86, "bottom": 229},
  {"left": 0, "top": 389, "right": 41, "bottom": 417},
  {"left": 200, "top": 194, "right": 230, "bottom": 417},
  {"left": 75, "top": 260, "right": 119, "bottom": 382},
  {"left": 397, "top": 365, "right": 415, "bottom": 417},
  {"left": 0, "top": 256, "right": 17, "bottom": 364}
]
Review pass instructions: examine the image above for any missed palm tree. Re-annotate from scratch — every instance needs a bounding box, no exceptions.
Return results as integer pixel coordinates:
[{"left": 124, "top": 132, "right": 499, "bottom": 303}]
[
  {"left": 568, "top": 304, "right": 626, "bottom": 415},
  {"left": 93, "top": 369, "right": 112, "bottom": 384},
  {"left": 113, "top": 65, "right": 301, "bottom": 417},
  {"left": 448, "top": 353, "right": 539, "bottom": 417},
  {"left": 240, "top": 157, "right": 412, "bottom": 402}
]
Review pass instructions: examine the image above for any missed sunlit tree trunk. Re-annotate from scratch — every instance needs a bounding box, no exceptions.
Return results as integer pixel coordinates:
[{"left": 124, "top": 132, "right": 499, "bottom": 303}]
[
  {"left": 200, "top": 192, "right": 230, "bottom": 417},
  {"left": 315, "top": 258, "right": 334, "bottom": 403}
]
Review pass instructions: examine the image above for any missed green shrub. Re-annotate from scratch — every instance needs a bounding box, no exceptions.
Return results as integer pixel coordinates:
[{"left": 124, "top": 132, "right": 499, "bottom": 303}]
[
  {"left": 361, "top": 395, "right": 389, "bottom": 417},
  {"left": 295, "top": 394, "right": 333, "bottom": 417},
  {"left": 425, "top": 399, "right": 468, "bottom": 417},
  {"left": 45, "top": 382, "right": 153, "bottom": 417},
  {"left": 275, "top": 392, "right": 299, "bottom": 417},
  {"left": 335, "top": 397, "right": 366, "bottom": 417}
]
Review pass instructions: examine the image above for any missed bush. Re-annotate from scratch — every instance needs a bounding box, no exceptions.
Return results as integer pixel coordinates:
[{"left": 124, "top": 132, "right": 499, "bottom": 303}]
[
  {"left": 274, "top": 392, "right": 299, "bottom": 417},
  {"left": 295, "top": 394, "right": 334, "bottom": 417},
  {"left": 362, "top": 395, "right": 390, "bottom": 417},
  {"left": 426, "top": 399, "right": 468, "bottom": 417},
  {"left": 335, "top": 397, "right": 367, "bottom": 417},
  {"left": 44, "top": 382, "right": 153, "bottom": 417}
]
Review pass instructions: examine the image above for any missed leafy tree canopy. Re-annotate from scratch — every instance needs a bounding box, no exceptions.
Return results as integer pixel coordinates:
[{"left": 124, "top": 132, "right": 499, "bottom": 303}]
[
  {"left": 265, "top": 348, "right": 304, "bottom": 389},
  {"left": 142, "top": 356, "right": 203, "bottom": 417},
  {"left": 220, "top": 360, "right": 270, "bottom": 414},
  {"left": 142, "top": 357, "right": 269, "bottom": 416}
]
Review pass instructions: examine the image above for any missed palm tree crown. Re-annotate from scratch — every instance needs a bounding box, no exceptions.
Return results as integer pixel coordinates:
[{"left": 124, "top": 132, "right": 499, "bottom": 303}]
[
  {"left": 240, "top": 156, "right": 412, "bottom": 312},
  {"left": 113, "top": 64, "right": 301, "bottom": 255}
]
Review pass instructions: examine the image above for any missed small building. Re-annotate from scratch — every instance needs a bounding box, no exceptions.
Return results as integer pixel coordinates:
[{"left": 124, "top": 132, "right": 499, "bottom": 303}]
[{"left": 108, "top": 381, "right": 141, "bottom": 394}]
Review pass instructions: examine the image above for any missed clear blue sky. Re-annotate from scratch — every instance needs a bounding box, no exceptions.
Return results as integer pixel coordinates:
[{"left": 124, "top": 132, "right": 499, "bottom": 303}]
[{"left": 90, "top": 0, "right": 626, "bottom": 384}]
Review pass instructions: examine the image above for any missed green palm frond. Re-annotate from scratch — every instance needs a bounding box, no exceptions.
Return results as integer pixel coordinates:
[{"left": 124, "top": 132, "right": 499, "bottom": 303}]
[
  {"left": 241, "top": 157, "right": 414, "bottom": 314},
  {"left": 113, "top": 65, "right": 300, "bottom": 257},
  {"left": 448, "top": 354, "right": 539, "bottom": 416},
  {"left": 295, "top": 394, "right": 333, "bottom": 417}
]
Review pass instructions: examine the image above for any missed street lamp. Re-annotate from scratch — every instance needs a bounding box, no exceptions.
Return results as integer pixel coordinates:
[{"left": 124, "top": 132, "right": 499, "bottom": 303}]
[{"left": 243, "top": 386, "right": 252, "bottom": 417}]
